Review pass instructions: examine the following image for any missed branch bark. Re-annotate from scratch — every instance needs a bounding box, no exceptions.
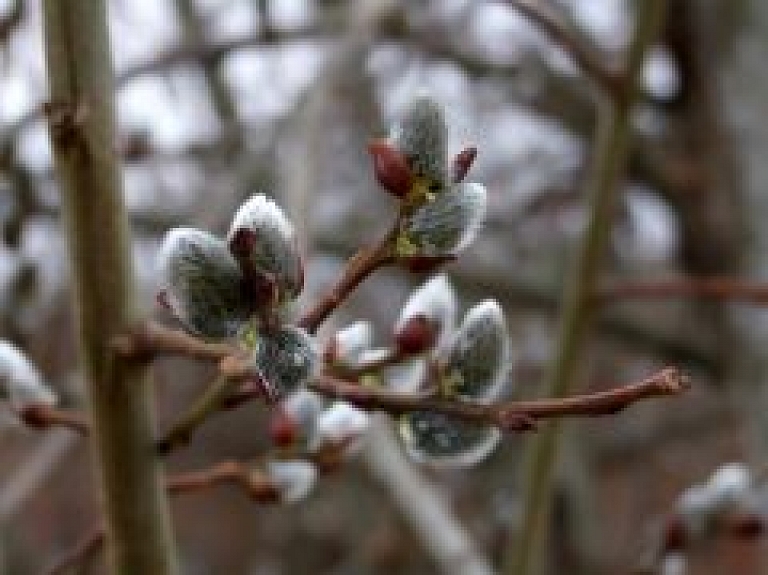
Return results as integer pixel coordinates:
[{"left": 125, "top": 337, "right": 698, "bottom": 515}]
[
  {"left": 507, "top": 2, "right": 667, "bottom": 573},
  {"left": 41, "top": 2, "right": 178, "bottom": 573}
]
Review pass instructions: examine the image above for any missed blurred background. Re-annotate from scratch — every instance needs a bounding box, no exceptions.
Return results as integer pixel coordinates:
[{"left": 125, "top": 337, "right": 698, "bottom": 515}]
[{"left": 1, "top": 0, "right": 767, "bottom": 573}]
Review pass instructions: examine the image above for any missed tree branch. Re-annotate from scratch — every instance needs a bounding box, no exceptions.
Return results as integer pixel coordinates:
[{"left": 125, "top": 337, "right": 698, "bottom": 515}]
[
  {"left": 308, "top": 367, "right": 688, "bottom": 432},
  {"left": 596, "top": 277, "right": 768, "bottom": 305},
  {"left": 508, "top": 2, "right": 666, "bottom": 573},
  {"left": 504, "top": 0, "right": 624, "bottom": 96},
  {"left": 42, "top": 2, "right": 178, "bottom": 572},
  {"left": 17, "top": 403, "right": 91, "bottom": 435},
  {"left": 298, "top": 233, "right": 395, "bottom": 334},
  {"left": 110, "top": 320, "right": 240, "bottom": 363}
]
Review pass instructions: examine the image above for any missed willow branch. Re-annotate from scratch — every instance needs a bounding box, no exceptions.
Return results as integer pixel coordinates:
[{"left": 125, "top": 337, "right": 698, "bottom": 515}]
[
  {"left": 298, "top": 235, "right": 395, "bottom": 334},
  {"left": 45, "top": 460, "right": 285, "bottom": 574},
  {"left": 42, "top": 2, "right": 178, "bottom": 572},
  {"left": 308, "top": 367, "right": 688, "bottom": 432},
  {"left": 110, "top": 320, "right": 240, "bottom": 363},
  {"left": 596, "top": 277, "right": 768, "bottom": 305},
  {"left": 508, "top": 2, "right": 666, "bottom": 573},
  {"left": 504, "top": 0, "right": 624, "bottom": 95},
  {"left": 155, "top": 373, "right": 244, "bottom": 455},
  {"left": 45, "top": 526, "right": 105, "bottom": 575},
  {"left": 18, "top": 403, "right": 91, "bottom": 435}
]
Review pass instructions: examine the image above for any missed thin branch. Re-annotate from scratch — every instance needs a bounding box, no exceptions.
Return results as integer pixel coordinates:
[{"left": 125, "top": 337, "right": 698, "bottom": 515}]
[
  {"left": 110, "top": 320, "right": 240, "bottom": 363},
  {"left": 45, "top": 527, "right": 105, "bottom": 575},
  {"left": 298, "top": 233, "right": 395, "bottom": 334},
  {"left": 504, "top": 0, "right": 624, "bottom": 95},
  {"left": 508, "top": 2, "right": 666, "bottom": 572},
  {"left": 155, "top": 374, "right": 243, "bottom": 455},
  {"left": 308, "top": 367, "right": 688, "bottom": 432},
  {"left": 42, "top": 1, "right": 178, "bottom": 571},
  {"left": 166, "top": 460, "right": 279, "bottom": 501},
  {"left": 45, "top": 461, "right": 284, "bottom": 574},
  {"left": 18, "top": 403, "right": 91, "bottom": 435},
  {"left": 596, "top": 277, "right": 768, "bottom": 305}
]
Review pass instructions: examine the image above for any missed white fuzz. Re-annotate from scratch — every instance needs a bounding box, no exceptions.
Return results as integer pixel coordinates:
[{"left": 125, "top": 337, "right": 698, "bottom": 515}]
[
  {"left": 382, "top": 357, "right": 427, "bottom": 394},
  {"left": 251, "top": 327, "right": 318, "bottom": 397},
  {"left": 331, "top": 321, "right": 374, "bottom": 368},
  {"left": 390, "top": 94, "right": 448, "bottom": 184},
  {"left": 227, "top": 194, "right": 302, "bottom": 301},
  {"left": 677, "top": 483, "right": 717, "bottom": 538},
  {"left": 280, "top": 389, "right": 325, "bottom": 441},
  {"left": 157, "top": 227, "right": 248, "bottom": 339},
  {"left": 396, "top": 274, "right": 457, "bottom": 353},
  {"left": 399, "top": 410, "right": 501, "bottom": 469},
  {"left": 311, "top": 401, "right": 371, "bottom": 454},
  {"left": 0, "top": 340, "right": 56, "bottom": 409},
  {"left": 660, "top": 553, "right": 687, "bottom": 575},
  {"left": 228, "top": 194, "right": 295, "bottom": 247},
  {"left": 708, "top": 462, "right": 751, "bottom": 510},
  {"left": 266, "top": 459, "right": 317, "bottom": 504},
  {"left": 398, "top": 182, "right": 487, "bottom": 257},
  {"left": 444, "top": 299, "right": 510, "bottom": 401}
]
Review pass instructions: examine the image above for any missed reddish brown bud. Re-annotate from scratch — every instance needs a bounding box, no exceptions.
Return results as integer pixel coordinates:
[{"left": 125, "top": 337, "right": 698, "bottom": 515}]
[
  {"left": 400, "top": 254, "right": 457, "bottom": 273},
  {"left": 728, "top": 513, "right": 765, "bottom": 539},
  {"left": 323, "top": 335, "right": 339, "bottom": 365},
  {"left": 156, "top": 290, "right": 172, "bottom": 311},
  {"left": 663, "top": 515, "right": 688, "bottom": 552},
  {"left": 394, "top": 314, "right": 438, "bottom": 355},
  {"left": 452, "top": 146, "right": 477, "bottom": 183},
  {"left": 368, "top": 138, "right": 413, "bottom": 198},
  {"left": 268, "top": 410, "right": 300, "bottom": 447}
]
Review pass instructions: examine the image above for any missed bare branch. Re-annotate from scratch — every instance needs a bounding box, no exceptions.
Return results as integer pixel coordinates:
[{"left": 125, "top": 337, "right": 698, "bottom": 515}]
[
  {"left": 503, "top": 0, "right": 624, "bottom": 95},
  {"left": 308, "top": 367, "right": 689, "bottom": 432},
  {"left": 110, "top": 320, "right": 240, "bottom": 363},
  {"left": 298, "top": 233, "right": 395, "bottom": 334},
  {"left": 18, "top": 404, "right": 91, "bottom": 435},
  {"left": 597, "top": 277, "right": 768, "bottom": 305}
]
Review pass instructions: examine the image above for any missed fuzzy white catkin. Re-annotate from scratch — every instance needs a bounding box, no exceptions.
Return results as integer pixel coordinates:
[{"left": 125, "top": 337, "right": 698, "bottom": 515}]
[
  {"left": 390, "top": 95, "right": 448, "bottom": 184},
  {"left": 311, "top": 401, "right": 370, "bottom": 454},
  {"left": 227, "top": 194, "right": 302, "bottom": 300},
  {"left": 444, "top": 299, "right": 511, "bottom": 401},
  {"left": 266, "top": 460, "right": 317, "bottom": 503},
  {"left": 399, "top": 411, "right": 501, "bottom": 469},
  {"left": 661, "top": 553, "right": 687, "bottom": 575},
  {"left": 0, "top": 340, "right": 56, "bottom": 409},
  {"left": 396, "top": 274, "right": 457, "bottom": 353},
  {"left": 331, "top": 321, "right": 374, "bottom": 369},
  {"left": 251, "top": 326, "right": 318, "bottom": 397},
  {"left": 158, "top": 227, "right": 249, "bottom": 339},
  {"left": 399, "top": 182, "right": 487, "bottom": 257}
]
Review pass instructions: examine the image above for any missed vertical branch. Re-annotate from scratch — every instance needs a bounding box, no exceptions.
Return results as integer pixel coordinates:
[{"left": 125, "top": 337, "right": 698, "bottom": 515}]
[
  {"left": 507, "top": 2, "right": 666, "bottom": 574},
  {"left": 41, "top": 2, "right": 178, "bottom": 574}
]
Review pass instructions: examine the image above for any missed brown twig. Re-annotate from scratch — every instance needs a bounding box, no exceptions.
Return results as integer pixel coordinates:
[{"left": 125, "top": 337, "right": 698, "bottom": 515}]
[
  {"left": 45, "top": 461, "right": 282, "bottom": 574},
  {"left": 504, "top": 0, "right": 624, "bottom": 96},
  {"left": 166, "top": 460, "right": 280, "bottom": 501},
  {"left": 18, "top": 403, "right": 91, "bottom": 435},
  {"left": 298, "top": 237, "right": 395, "bottom": 334},
  {"left": 308, "top": 367, "right": 689, "bottom": 432},
  {"left": 110, "top": 320, "right": 240, "bottom": 363},
  {"left": 596, "top": 277, "right": 768, "bottom": 305},
  {"left": 45, "top": 526, "right": 105, "bottom": 575}
]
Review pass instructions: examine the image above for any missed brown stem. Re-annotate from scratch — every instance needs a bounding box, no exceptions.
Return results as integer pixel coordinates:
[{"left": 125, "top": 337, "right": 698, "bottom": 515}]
[
  {"left": 18, "top": 403, "right": 91, "bottom": 435},
  {"left": 110, "top": 320, "right": 240, "bottom": 363},
  {"left": 596, "top": 277, "right": 768, "bottom": 305},
  {"left": 298, "top": 235, "right": 395, "bottom": 334},
  {"left": 166, "top": 460, "right": 279, "bottom": 501},
  {"left": 504, "top": 0, "right": 624, "bottom": 96},
  {"left": 308, "top": 367, "right": 689, "bottom": 432},
  {"left": 45, "top": 527, "right": 105, "bottom": 575},
  {"left": 45, "top": 461, "right": 282, "bottom": 574}
]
